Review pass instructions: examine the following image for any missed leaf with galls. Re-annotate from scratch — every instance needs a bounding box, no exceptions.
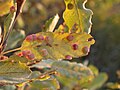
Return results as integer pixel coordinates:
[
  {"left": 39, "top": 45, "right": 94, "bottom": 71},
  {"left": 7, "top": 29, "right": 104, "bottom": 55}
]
[{"left": 21, "top": 32, "right": 95, "bottom": 60}]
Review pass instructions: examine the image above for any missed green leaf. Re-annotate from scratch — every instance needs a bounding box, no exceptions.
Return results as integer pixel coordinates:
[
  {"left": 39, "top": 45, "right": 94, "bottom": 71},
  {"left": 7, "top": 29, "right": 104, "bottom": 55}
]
[
  {"left": 0, "top": 85, "right": 16, "bottom": 90},
  {"left": 28, "top": 69, "right": 56, "bottom": 81},
  {"left": 55, "top": 23, "right": 69, "bottom": 33},
  {"left": 51, "top": 61, "right": 94, "bottom": 89},
  {"left": 0, "top": 61, "right": 31, "bottom": 84},
  {"left": 28, "top": 71, "right": 41, "bottom": 79},
  {"left": 63, "top": 0, "right": 93, "bottom": 33},
  {"left": 24, "top": 77, "right": 60, "bottom": 90},
  {"left": 0, "top": 0, "right": 14, "bottom": 16},
  {"left": 106, "top": 82, "right": 120, "bottom": 89},
  {"left": 89, "top": 65, "right": 99, "bottom": 76},
  {"left": 6, "top": 54, "right": 39, "bottom": 65},
  {"left": 3, "top": 8, "right": 16, "bottom": 43},
  {"left": 8, "top": 55, "right": 30, "bottom": 64},
  {"left": 21, "top": 32, "right": 95, "bottom": 60},
  {"left": 43, "top": 14, "right": 59, "bottom": 32},
  {"left": 31, "top": 59, "right": 54, "bottom": 69},
  {"left": 0, "top": 26, "right": 2, "bottom": 43},
  {"left": 5, "top": 30, "right": 25, "bottom": 50},
  {"left": 87, "top": 73, "right": 108, "bottom": 90}
]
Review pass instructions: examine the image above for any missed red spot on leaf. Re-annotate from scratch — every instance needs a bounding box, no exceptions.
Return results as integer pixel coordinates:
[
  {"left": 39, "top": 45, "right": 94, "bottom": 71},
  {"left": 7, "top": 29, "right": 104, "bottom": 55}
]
[
  {"left": 0, "top": 56, "right": 8, "bottom": 60},
  {"left": 17, "top": 52, "right": 23, "bottom": 57},
  {"left": 26, "top": 35, "right": 33, "bottom": 42},
  {"left": 32, "top": 34, "right": 37, "bottom": 41},
  {"left": 37, "top": 35, "right": 44, "bottom": 41},
  {"left": 65, "top": 55, "right": 72, "bottom": 60},
  {"left": 10, "top": 6, "right": 16, "bottom": 13},
  {"left": 22, "top": 50, "right": 31, "bottom": 56},
  {"left": 26, "top": 53, "right": 35, "bottom": 60},
  {"left": 72, "top": 44, "right": 78, "bottom": 50}
]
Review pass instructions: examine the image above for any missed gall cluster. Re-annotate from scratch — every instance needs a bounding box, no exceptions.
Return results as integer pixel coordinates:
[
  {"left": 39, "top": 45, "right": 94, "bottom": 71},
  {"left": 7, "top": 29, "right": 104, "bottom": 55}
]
[
  {"left": 26, "top": 34, "right": 44, "bottom": 42},
  {"left": 25, "top": 34, "right": 52, "bottom": 46},
  {"left": 17, "top": 50, "right": 35, "bottom": 60}
]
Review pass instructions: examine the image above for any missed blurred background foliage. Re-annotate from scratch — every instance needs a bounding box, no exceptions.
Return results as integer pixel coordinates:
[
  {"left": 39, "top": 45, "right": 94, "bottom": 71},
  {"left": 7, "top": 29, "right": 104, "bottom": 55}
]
[
  {"left": 87, "top": 0, "right": 120, "bottom": 83},
  {"left": 0, "top": 0, "right": 120, "bottom": 86}
]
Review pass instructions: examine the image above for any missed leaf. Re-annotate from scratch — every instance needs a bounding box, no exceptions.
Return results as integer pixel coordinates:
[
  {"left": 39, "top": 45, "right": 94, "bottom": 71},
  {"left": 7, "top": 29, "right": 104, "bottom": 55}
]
[
  {"left": 28, "top": 70, "right": 51, "bottom": 81},
  {"left": 0, "top": 26, "right": 2, "bottom": 43},
  {"left": 28, "top": 71, "right": 41, "bottom": 79},
  {"left": 2, "top": 5, "right": 16, "bottom": 52},
  {"left": 89, "top": 65, "right": 99, "bottom": 76},
  {"left": 0, "top": 85, "right": 16, "bottom": 90},
  {"left": 87, "top": 73, "right": 108, "bottom": 90},
  {"left": 43, "top": 14, "right": 60, "bottom": 32},
  {"left": 51, "top": 61, "right": 94, "bottom": 89},
  {"left": 63, "top": 0, "right": 93, "bottom": 33},
  {"left": 3, "top": 0, "right": 26, "bottom": 40},
  {"left": 0, "top": 0, "right": 14, "bottom": 16},
  {"left": 24, "top": 77, "right": 60, "bottom": 90},
  {"left": 4, "top": 10, "right": 16, "bottom": 41},
  {"left": 8, "top": 55, "right": 30, "bottom": 63},
  {"left": 21, "top": 32, "right": 95, "bottom": 60},
  {"left": 2, "top": 0, "right": 26, "bottom": 50},
  {"left": 106, "top": 82, "right": 120, "bottom": 89},
  {"left": 31, "top": 59, "right": 54, "bottom": 69},
  {"left": 5, "top": 30, "right": 25, "bottom": 50},
  {"left": 0, "top": 61, "right": 31, "bottom": 84},
  {"left": 5, "top": 54, "right": 39, "bottom": 65},
  {"left": 55, "top": 23, "right": 69, "bottom": 33}
]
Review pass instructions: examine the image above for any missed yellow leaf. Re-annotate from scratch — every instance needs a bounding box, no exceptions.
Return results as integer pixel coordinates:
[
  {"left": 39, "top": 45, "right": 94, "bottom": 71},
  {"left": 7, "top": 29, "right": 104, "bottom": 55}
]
[
  {"left": 0, "top": 0, "right": 14, "bottom": 16},
  {"left": 21, "top": 32, "right": 95, "bottom": 60},
  {"left": 63, "top": 0, "right": 93, "bottom": 33}
]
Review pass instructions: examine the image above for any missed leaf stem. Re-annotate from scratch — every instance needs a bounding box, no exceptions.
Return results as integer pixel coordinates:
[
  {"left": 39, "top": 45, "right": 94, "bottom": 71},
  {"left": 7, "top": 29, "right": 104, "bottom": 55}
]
[{"left": 2, "top": 47, "right": 21, "bottom": 55}]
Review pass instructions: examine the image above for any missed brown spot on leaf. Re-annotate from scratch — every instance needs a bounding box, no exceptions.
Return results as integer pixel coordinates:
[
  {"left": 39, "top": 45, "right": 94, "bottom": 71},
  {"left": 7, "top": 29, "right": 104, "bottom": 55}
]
[
  {"left": 41, "top": 49, "right": 48, "bottom": 56},
  {"left": 67, "top": 34, "right": 74, "bottom": 41},
  {"left": 88, "top": 37, "right": 94, "bottom": 41},
  {"left": 82, "top": 47, "right": 90, "bottom": 54},
  {"left": 67, "top": 3, "right": 74, "bottom": 10}
]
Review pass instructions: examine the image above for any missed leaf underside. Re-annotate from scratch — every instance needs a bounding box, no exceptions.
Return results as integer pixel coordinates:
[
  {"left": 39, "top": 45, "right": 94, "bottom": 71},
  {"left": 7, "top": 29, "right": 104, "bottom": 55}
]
[
  {"left": 0, "top": 61, "right": 31, "bottom": 84},
  {"left": 30, "top": 60, "right": 94, "bottom": 89},
  {"left": 24, "top": 77, "right": 60, "bottom": 90},
  {"left": 51, "top": 61, "right": 94, "bottom": 89}
]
